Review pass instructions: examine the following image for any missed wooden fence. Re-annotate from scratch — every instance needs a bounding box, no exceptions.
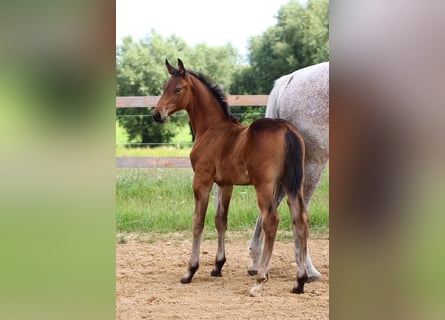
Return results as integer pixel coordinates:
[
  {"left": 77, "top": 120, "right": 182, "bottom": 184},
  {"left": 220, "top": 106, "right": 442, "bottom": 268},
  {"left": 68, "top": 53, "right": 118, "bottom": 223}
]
[{"left": 116, "top": 95, "right": 269, "bottom": 168}]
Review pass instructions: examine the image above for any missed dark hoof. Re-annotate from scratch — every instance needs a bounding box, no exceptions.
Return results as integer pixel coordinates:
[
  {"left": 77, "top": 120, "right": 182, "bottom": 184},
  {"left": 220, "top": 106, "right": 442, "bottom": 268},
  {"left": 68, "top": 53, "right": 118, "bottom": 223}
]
[
  {"left": 180, "top": 277, "right": 192, "bottom": 284},
  {"left": 210, "top": 270, "right": 222, "bottom": 277},
  {"left": 291, "top": 273, "right": 308, "bottom": 294},
  {"left": 180, "top": 264, "right": 199, "bottom": 284},
  {"left": 211, "top": 257, "right": 226, "bottom": 277},
  {"left": 247, "top": 270, "right": 258, "bottom": 276},
  {"left": 291, "top": 285, "right": 304, "bottom": 294}
]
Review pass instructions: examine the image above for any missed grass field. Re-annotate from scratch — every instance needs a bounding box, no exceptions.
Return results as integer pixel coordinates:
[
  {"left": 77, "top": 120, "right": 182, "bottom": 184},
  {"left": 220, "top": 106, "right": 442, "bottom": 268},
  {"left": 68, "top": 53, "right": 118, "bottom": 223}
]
[
  {"left": 116, "top": 166, "right": 329, "bottom": 238},
  {"left": 116, "top": 145, "right": 192, "bottom": 157}
]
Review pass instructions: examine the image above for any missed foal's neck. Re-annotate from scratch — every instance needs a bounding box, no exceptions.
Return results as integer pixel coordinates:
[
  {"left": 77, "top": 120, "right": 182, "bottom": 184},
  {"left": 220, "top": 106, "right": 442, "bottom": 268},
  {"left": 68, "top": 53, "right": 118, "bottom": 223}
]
[{"left": 187, "top": 77, "right": 230, "bottom": 138}]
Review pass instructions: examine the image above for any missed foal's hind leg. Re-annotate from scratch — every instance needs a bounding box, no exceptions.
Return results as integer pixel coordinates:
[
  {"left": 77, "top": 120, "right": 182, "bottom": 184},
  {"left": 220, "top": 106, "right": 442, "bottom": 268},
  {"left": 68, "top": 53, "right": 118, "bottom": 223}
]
[
  {"left": 288, "top": 192, "right": 310, "bottom": 294},
  {"left": 249, "top": 196, "right": 320, "bottom": 282},
  {"left": 250, "top": 184, "right": 280, "bottom": 297},
  {"left": 248, "top": 162, "right": 325, "bottom": 280},
  {"left": 211, "top": 184, "right": 233, "bottom": 277},
  {"left": 248, "top": 188, "right": 284, "bottom": 276}
]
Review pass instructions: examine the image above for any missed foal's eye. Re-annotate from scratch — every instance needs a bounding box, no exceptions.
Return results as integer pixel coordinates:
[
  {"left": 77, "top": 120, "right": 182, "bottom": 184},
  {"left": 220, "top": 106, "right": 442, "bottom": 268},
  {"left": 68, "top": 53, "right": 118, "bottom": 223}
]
[{"left": 174, "top": 87, "right": 182, "bottom": 93}]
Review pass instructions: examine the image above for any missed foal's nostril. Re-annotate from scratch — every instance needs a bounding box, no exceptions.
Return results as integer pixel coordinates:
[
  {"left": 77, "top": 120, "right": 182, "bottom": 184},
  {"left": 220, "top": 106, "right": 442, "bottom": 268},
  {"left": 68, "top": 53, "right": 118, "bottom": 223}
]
[{"left": 153, "top": 112, "right": 162, "bottom": 123}]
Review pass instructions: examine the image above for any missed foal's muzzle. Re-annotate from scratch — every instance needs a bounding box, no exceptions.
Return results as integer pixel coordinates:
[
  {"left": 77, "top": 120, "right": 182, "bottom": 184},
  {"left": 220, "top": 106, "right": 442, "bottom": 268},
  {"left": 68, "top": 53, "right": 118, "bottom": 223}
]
[{"left": 152, "top": 111, "right": 164, "bottom": 123}]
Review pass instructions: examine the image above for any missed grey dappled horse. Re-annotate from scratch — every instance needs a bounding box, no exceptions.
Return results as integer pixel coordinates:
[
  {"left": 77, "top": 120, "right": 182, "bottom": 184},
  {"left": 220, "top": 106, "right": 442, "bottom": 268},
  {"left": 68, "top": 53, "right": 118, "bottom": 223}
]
[{"left": 248, "top": 62, "right": 329, "bottom": 283}]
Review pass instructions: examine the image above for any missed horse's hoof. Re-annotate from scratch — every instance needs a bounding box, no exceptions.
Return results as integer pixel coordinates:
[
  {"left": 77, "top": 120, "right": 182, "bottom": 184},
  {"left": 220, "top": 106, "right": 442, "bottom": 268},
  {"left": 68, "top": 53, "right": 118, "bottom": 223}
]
[
  {"left": 181, "top": 265, "right": 198, "bottom": 284},
  {"left": 291, "top": 273, "right": 307, "bottom": 293},
  {"left": 180, "top": 277, "right": 192, "bottom": 284},
  {"left": 291, "top": 285, "right": 304, "bottom": 294},
  {"left": 210, "top": 270, "right": 222, "bottom": 277},
  {"left": 249, "top": 282, "right": 264, "bottom": 297},
  {"left": 249, "top": 287, "right": 262, "bottom": 297},
  {"left": 249, "top": 274, "right": 268, "bottom": 296},
  {"left": 247, "top": 269, "right": 257, "bottom": 276},
  {"left": 210, "top": 258, "right": 225, "bottom": 277}
]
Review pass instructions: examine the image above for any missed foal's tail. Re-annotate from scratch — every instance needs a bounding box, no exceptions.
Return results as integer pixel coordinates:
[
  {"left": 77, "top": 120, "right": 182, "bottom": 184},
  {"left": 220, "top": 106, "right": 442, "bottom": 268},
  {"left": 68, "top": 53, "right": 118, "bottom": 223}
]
[{"left": 283, "top": 128, "right": 304, "bottom": 198}]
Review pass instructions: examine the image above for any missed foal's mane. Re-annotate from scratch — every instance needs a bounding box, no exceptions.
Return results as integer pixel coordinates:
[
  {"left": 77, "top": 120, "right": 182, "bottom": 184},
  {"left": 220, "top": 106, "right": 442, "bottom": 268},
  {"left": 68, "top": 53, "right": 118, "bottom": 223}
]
[{"left": 185, "top": 70, "right": 238, "bottom": 123}]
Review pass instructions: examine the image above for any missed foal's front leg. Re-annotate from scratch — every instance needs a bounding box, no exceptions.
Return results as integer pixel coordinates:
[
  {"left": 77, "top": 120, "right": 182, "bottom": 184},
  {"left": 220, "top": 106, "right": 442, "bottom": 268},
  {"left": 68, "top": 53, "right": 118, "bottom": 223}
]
[
  {"left": 210, "top": 184, "right": 233, "bottom": 277},
  {"left": 181, "top": 178, "right": 212, "bottom": 284}
]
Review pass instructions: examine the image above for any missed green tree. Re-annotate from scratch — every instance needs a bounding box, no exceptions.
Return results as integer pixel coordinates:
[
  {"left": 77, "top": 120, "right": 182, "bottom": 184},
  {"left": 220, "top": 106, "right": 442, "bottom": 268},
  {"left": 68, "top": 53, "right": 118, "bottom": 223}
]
[
  {"left": 231, "top": 0, "right": 329, "bottom": 94},
  {"left": 230, "top": 66, "right": 259, "bottom": 95},
  {"left": 116, "top": 32, "right": 186, "bottom": 146}
]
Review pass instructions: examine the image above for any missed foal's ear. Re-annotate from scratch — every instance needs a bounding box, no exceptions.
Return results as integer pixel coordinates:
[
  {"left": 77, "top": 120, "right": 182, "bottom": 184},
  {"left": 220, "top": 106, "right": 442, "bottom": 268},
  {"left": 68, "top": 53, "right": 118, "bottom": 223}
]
[
  {"left": 177, "top": 58, "right": 186, "bottom": 77},
  {"left": 165, "top": 59, "right": 177, "bottom": 75}
]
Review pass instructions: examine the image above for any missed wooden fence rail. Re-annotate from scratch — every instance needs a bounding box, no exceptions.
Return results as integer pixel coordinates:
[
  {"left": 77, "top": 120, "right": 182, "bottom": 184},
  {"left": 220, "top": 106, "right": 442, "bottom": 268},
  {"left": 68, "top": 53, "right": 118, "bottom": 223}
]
[
  {"left": 116, "top": 95, "right": 269, "bottom": 168},
  {"left": 116, "top": 95, "right": 269, "bottom": 108}
]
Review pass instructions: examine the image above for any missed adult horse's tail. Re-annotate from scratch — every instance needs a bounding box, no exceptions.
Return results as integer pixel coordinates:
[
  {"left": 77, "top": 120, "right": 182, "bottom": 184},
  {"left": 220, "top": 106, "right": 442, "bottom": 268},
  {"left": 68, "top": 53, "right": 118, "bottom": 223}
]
[
  {"left": 265, "top": 74, "right": 292, "bottom": 119},
  {"left": 283, "top": 127, "right": 305, "bottom": 199}
]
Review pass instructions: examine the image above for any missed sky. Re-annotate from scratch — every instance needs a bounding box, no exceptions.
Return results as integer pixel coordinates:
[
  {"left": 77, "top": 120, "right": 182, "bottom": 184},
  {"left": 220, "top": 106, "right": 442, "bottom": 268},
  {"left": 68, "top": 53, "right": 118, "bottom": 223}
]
[{"left": 116, "top": 0, "right": 303, "bottom": 59}]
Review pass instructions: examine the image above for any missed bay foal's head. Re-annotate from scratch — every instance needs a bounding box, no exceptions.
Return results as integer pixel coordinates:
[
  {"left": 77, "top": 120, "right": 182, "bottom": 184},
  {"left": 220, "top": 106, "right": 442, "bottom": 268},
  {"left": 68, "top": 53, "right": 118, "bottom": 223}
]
[
  {"left": 153, "top": 58, "right": 236, "bottom": 127},
  {"left": 152, "top": 59, "right": 192, "bottom": 123}
]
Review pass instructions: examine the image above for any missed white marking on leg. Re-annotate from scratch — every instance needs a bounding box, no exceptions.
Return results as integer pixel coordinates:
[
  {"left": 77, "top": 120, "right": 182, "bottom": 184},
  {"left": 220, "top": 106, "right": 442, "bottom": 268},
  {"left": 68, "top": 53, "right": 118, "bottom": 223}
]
[
  {"left": 183, "top": 232, "right": 202, "bottom": 280},
  {"left": 250, "top": 280, "right": 266, "bottom": 297},
  {"left": 248, "top": 215, "right": 264, "bottom": 273}
]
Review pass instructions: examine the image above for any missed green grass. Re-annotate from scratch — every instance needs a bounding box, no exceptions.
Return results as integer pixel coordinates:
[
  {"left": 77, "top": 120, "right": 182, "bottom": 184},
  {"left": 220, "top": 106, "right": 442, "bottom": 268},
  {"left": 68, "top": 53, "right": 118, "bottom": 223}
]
[
  {"left": 116, "top": 167, "right": 329, "bottom": 236},
  {"left": 116, "top": 145, "right": 192, "bottom": 157}
]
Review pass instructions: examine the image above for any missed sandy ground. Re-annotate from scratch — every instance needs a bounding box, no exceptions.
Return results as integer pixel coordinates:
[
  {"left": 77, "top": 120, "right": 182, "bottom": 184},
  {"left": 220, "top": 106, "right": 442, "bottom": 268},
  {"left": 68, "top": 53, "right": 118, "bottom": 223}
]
[{"left": 116, "top": 232, "right": 329, "bottom": 320}]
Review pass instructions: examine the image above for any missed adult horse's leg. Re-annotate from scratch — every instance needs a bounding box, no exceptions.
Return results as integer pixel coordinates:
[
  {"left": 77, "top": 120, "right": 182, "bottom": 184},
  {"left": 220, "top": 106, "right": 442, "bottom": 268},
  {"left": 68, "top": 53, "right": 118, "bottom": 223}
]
[
  {"left": 249, "top": 183, "right": 280, "bottom": 297},
  {"left": 287, "top": 192, "right": 310, "bottom": 294},
  {"left": 181, "top": 176, "right": 213, "bottom": 284},
  {"left": 292, "top": 161, "right": 327, "bottom": 281},
  {"left": 247, "top": 216, "right": 264, "bottom": 275},
  {"left": 211, "top": 184, "right": 233, "bottom": 277},
  {"left": 303, "top": 162, "right": 327, "bottom": 209}
]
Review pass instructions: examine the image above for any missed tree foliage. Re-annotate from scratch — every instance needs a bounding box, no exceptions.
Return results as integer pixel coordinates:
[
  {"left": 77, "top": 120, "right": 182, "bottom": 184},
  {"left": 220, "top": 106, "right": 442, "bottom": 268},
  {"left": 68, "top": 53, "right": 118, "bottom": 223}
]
[{"left": 231, "top": 0, "right": 329, "bottom": 94}]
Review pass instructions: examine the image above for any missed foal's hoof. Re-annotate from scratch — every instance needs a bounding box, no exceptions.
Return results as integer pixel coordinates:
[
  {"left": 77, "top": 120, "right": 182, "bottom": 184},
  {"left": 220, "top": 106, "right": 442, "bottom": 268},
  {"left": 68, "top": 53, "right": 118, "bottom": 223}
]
[
  {"left": 291, "top": 274, "right": 308, "bottom": 294},
  {"left": 180, "top": 264, "right": 199, "bottom": 284},
  {"left": 210, "top": 258, "right": 226, "bottom": 277},
  {"left": 210, "top": 270, "right": 222, "bottom": 277},
  {"left": 180, "top": 277, "right": 192, "bottom": 284},
  {"left": 249, "top": 286, "right": 262, "bottom": 297},
  {"left": 249, "top": 274, "right": 268, "bottom": 297},
  {"left": 249, "top": 280, "right": 265, "bottom": 297},
  {"left": 291, "top": 285, "right": 305, "bottom": 294}
]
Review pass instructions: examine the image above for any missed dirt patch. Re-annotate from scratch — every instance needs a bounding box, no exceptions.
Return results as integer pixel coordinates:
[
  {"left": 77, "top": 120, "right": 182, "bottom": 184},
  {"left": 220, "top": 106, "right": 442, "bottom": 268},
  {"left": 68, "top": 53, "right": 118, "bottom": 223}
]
[{"left": 116, "top": 232, "right": 329, "bottom": 320}]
